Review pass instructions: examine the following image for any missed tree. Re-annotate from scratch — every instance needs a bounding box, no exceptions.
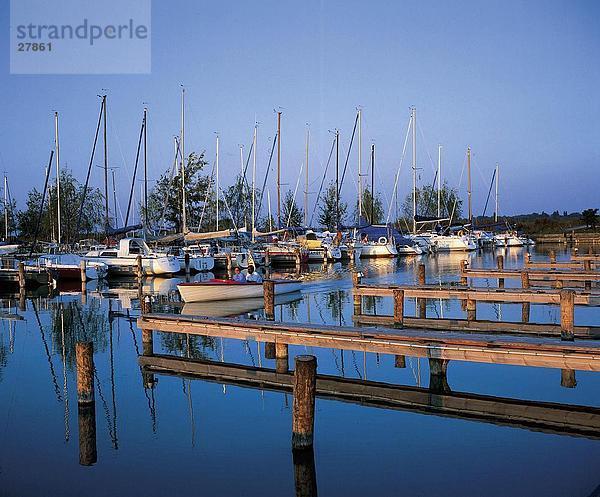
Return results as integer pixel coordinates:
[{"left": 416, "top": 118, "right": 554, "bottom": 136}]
[
  {"left": 581, "top": 208, "right": 599, "bottom": 229},
  {"left": 0, "top": 198, "right": 17, "bottom": 241},
  {"left": 222, "top": 174, "right": 259, "bottom": 231},
  {"left": 356, "top": 187, "right": 384, "bottom": 225},
  {"left": 318, "top": 181, "right": 348, "bottom": 230},
  {"left": 282, "top": 190, "right": 304, "bottom": 228},
  {"left": 401, "top": 182, "right": 462, "bottom": 223},
  {"left": 146, "top": 152, "right": 212, "bottom": 233},
  {"left": 17, "top": 169, "right": 104, "bottom": 243}
]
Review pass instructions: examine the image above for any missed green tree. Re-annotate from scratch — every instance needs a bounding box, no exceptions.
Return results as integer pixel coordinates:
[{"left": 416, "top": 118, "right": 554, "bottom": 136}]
[
  {"left": 282, "top": 190, "right": 304, "bottom": 228},
  {"left": 222, "top": 174, "right": 259, "bottom": 231},
  {"left": 356, "top": 187, "right": 384, "bottom": 225},
  {"left": 318, "top": 181, "right": 348, "bottom": 229},
  {"left": 17, "top": 169, "right": 104, "bottom": 243},
  {"left": 146, "top": 152, "right": 212, "bottom": 233},
  {"left": 581, "top": 208, "right": 599, "bottom": 229},
  {"left": 401, "top": 182, "right": 462, "bottom": 223},
  {"left": 0, "top": 198, "right": 17, "bottom": 242}
]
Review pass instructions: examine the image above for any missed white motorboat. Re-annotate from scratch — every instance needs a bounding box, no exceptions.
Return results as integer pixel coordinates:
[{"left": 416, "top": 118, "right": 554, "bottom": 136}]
[
  {"left": 0, "top": 244, "right": 19, "bottom": 256},
  {"left": 181, "top": 291, "right": 302, "bottom": 317},
  {"left": 84, "top": 238, "right": 180, "bottom": 276},
  {"left": 177, "top": 278, "right": 302, "bottom": 303},
  {"left": 494, "top": 232, "right": 524, "bottom": 247},
  {"left": 397, "top": 243, "right": 422, "bottom": 255},
  {"left": 175, "top": 245, "right": 215, "bottom": 272}
]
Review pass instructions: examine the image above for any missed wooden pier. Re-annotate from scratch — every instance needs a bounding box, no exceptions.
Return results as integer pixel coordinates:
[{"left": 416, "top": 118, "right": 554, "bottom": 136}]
[
  {"left": 138, "top": 314, "right": 600, "bottom": 371},
  {"left": 139, "top": 353, "right": 600, "bottom": 440}
]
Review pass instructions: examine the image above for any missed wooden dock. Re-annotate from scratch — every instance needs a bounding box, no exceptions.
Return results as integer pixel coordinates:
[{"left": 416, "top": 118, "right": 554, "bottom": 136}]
[
  {"left": 139, "top": 354, "right": 600, "bottom": 440},
  {"left": 462, "top": 267, "right": 600, "bottom": 283},
  {"left": 138, "top": 314, "right": 600, "bottom": 371}
]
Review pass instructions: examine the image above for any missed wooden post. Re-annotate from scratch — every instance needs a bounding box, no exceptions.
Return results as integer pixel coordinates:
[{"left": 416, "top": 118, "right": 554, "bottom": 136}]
[
  {"left": 497, "top": 255, "right": 504, "bottom": 288},
  {"left": 263, "top": 280, "right": 275, "bottom": 320},
  {"left": 19, "top": 286, "right": 26, "bottom": 311},
  {"left": 417, "top": 264, "right": 426, "bottom": 318},
  {"left": 76, "top": 342, "right": 95, "bottom": 403},
  {"left": 18, "top": 261, "right": 25, "bottom": 289},
  {"left": 352, "top": 271, "right": 362, "bottom": 315},
  {"left": 521, "top": 303, "right": 530, "bottom": 323},
  {"left": 78, "top": 402, "right": 97, "bottom": 466},
  {"left": 264, "top": 249, "right": 271, "bottom": 268},
  {"left": 550, "top": 250, "right": 556, "bottom": 264},
  {"left": 265, "top": 342, "right": 276, "bottom": 359},
  {"left": 466, "top": 299, "right": 476, "bottom": 321},
  {"left": 292, "top": 355, "right": 317, "bottom": 450},
  {"left": 460, "top": 260, "right": 468, "bottom": 286},
  {"left": 275, "top": 342, "right": 289, "bottom": 373},
  {"left": 417, "top": 264, "right": 426, "bottom": 285},
  {"left": 428, "top": 358, "right": 450, "bottom": 394},
  {"left": 525, "top": 252, "right": 531, "bottom": 265},
  {"left": 293, "top": 446, "right": 318, "bottom": 497},
  {"left": 521, "top": 271, "right": 530, "bottom": 289},
  {"left": 584, "top": 260, "right": 592, "bottom": 290},
  {"left": 80, "top": 259, "right": 87, "bottom": 282},
  {"left": 295, "top": 248, "right": 302, "bottom": 272},
  {"left": 394, "top": 355, "right": 406, "bottom": 368},
  {"left": 184, "top": 252, "right": 190, "bottom": 278},
  {"left": 560, "top": 369, "right": 577, "bottom": 388},
  {"left": 393, "top": 289, "right": 404, "bottom": 328},
  {"left": 560, "top": 290, "right": 575, "bottom": 341},
  {"left": 136, "top": 255, "right": 143, "bottom": 280},
  {"left": 142, "top": 329, "right": 153, "bottom": 356}
]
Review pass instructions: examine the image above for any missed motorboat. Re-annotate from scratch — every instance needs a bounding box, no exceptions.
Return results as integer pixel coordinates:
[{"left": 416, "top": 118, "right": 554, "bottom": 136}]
[
  {"left": 494, "top": 232, "right": 525, "bottom": 247},
  {"left": 431, "top": 233, "right": 477, "bottom": 251},
  {"left": 173, "top": 245, "right": 215, "bottom": 272},
  {"left": 84, "top": 238, "right": 180, "bottom": 276},
  {"left": 181, "top": 291, "right": 302, "bottom": 317},
  {"left": 177, "top": 278, "right": 303, "bottom": 303},
  {"left": 32, "top": 253, "right": 108, "bottom": 280},
  {"left": 297, "top": 231, "right": 342, "bottom": 262}
]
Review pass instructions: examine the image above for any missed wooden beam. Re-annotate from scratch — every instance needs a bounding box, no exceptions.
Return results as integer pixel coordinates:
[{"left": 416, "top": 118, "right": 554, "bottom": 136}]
[
  {"left": 139, "top": 354, "right": 600, "bottom": 439},
  {"left": 138, "top": 314, "right": 600, "bottom": 371},
  {"left": 463, "top": 268, "right": 600, "bottom": 282}
]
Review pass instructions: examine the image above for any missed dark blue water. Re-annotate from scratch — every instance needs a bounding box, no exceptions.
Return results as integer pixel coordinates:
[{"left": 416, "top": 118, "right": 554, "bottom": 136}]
[{"left": 0, "top": 245, "right": 599, "bottom": 496}]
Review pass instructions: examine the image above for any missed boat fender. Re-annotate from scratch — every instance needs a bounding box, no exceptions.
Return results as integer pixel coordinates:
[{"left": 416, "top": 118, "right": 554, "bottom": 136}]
[{"left": 378, "top": 236, "right": 387, "bottom": 245}]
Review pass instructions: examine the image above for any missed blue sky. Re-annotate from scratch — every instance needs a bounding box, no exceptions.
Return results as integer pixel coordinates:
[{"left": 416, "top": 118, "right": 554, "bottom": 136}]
[{"left": 1, "top": 0, "right": 599, "bottom": 222}]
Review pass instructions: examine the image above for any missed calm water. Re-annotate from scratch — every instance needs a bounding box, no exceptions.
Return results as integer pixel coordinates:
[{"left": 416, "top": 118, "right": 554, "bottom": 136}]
[{"left": 1, "top": 245, "right": 599, "bottom": 497}]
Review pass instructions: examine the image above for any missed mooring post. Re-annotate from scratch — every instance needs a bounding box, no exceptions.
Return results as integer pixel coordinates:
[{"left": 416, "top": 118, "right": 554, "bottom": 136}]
[
  {"left": 520, "top": 271, "right": 531, "bottom": 322},
  {"left": 76, "top": 341, "right": 97, "bottom": 466},
  {"left": 460, "top": 260, "right": 468, "bottom": 286},
  {"left": 560, "top": 369, "right": 577, "bottom": 388},
  {"left": 18, "top": 261, "right": 25, "bottom": 290},
  {"left": 583, "top": 260, "right": 592, "bottom": 290},
  {"left": 525, "top": 252, "right": 531, "bottom": 265},
  {"left": 352, "top": 271, "right": 362, "bottom": 315},
  {"left": 226, "top": 253, "right": 232, "bottom": 278},
  {"left": 394, "top": 355, "right": 406, "bottom": 368},
  {"left": 293, "top": 446, "right": 318, "bottom": 497},
  {"left": 466, "top": 298, "right": 477, "bottom": 321},
  {"left": 393, "top": 289, "right": 404, "bottom": 328},
  {"left": 265, "top": 342, "right": 276, "bottom": 359},
  {"left": 142, "top": 329, "right": 153, "bottom": 356},
  {"left": 497, "top": 255, "right": 504, "bottom": 288},
  {"left": 417, "top": 264, "right": 426, "bottom": 318},
  {"left": 295, "top": 248, "right": 302, "bottom": 272},
  {"left": 80, "top": 259, "right": 87, "bottom": 304},
  {"left": 263, "top": 280, "right": 275, "bottom": 320},
  {"left": 428, "top": 358, "right": 450, "bottom": 394},
  {"left": 184, "top": 252, "right": 190, "bottom": 280},
  {"left": 292, "top": 355, "right": 317, "bottom": 450},
  {"left": 276, "top": 342, "right": 289, "bottom": 373},
  {"left": 19, "top": 285, "right": 26, "bottom": 312},
  {"left": 136, "top": 255, "right": 143, "bottom": 281},
  {"left": 550, "top": 250, "right": 557, "bottom": 264},
  {"left": 521, "top": 271, "right": 530, "bottom": 289},
  {"left": 264, "top": 249, "right": 271, "bottom": 268},
  {"left": 560, "top": 289, "right": 575, "bottom": 341}
]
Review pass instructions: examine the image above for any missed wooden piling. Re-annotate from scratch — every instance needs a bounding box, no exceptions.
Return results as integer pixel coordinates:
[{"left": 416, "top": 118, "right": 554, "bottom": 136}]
[
  {"left": 80, "top": 260, "right": 87, "bottom": 282},
  {"left": 460, "top": 260, "right": 468, "bottom": 286},
  {"left": 521, "top": 302, "right": 530, "bottom": 323},
  {"left": 276, "top": 342, "right": 289, "bottom": 373},
  {"left": 18, "top": 261, "right": 25, "bottom": 289},
  {"left": 393, "top": 289, "right": 404, "bottom": 328},
  {"left": 352, "top": 272, "right": 362, "bottom": 315},
  {"left": 76, "top": 342, "right": 95, "bottom": 404},
  {"left": 584, "top": 260, "right": 592, "bottom": 290},
  {"left": 497, "top": 255, "right": 504, "bottom": 288},
  {"left": 428, "top": 358, "right": 450, "bottom": 394},
  {"left": 417, "top": 264, "right": 426, "bottom": 318},
  {"left": 550, "top": 250, "right": 557, "bottom": 264},
  {"left": 525, "top": 252, "right": 531, "bottom": 264},
  {"left": 521, "top": 271, "right": 530, "bottom": 289},
  {"left": 78, "top": 402, "right": 97, "bottom": 466},
  {"left": 264, "top": 250, "right": 271, "bottom": 267},
  {"left": 136, "top": 255, "right": 143, "bottom": 280},
  {"left": 184, "top": 252, "right": 190, "bottom": 278},
  {"left": 142, "top": 329, "right": 153, "bottom": 356},
  {"left": 263, "top": 280, "right": 275, "bottom": 320},
  {"left": 292, "top": 355, "right": 317, "bottom": 450},
  {"left": 18, "top": 286, "right": 26, "bottom": 311},
  {"left": 466, "top": 299, "right": 476, "bottom": 321},
  {"left": 394, "top": 355, "right": 406, "bottom": 368},
  {"left": 560, "top": 369, "right": 577, "bottom": 388},
  {"left": 560, "top": 290, "right": 575, "bottom": 341},
  {"left": 265, "top": 342, "right": 276, "bottom": 359},
  {"left": 295, "top": 248, "right": 302, "bottom": 272},
  {"left": 417, "top": 264, "right": 426, "bottom": 285}
]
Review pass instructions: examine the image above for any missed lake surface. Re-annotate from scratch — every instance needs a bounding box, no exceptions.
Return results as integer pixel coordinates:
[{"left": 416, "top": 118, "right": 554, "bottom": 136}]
[{"left": 1, "top": 244, "right": 599, "bottom": 497}]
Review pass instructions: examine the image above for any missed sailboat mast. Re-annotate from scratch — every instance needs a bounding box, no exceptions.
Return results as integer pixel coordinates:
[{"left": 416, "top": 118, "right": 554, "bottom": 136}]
[
  {"left": 358, "top": 108, "right": 362, "bottom": 221},
  {"left": 304, "top": 125, "right": 309, "bottom": 228},
  {"left": 467, "top": 146, "right": 472, "bottom": 224},
  {"left": 112, "top": 169, "right": 117, "bottom": 224},
  {"left": 180, "top": 86, "right": 188, "bottom": 233},
  {"left": 3, "top": 174, "right": 7, "bottom": 240},
  {"left": 216, "top": 134, "right": 220, "bottom": 231},
  {"left": 411, "top": 107, "right": 417, "bottom": 234},
  {"left": 54, "top": 111, "right": 61, "bottom": 245},
  {"left": 103, "top": 95, "right": 109, "bottom": 231},
  {"left": 370, "top": 143, "right": 375, "bottom": 224},
  {"left": 276, "top": 111, "right": 282, "bottom": 228},
  {"left": 495, "top": 163, "right": 499, "bottom": 223},
  {"left": 143, "top": 107, "right": 148, "bottom": 229},
  {"left": 335, "top": 129, "right": 340, "bottom": 230},
  {"left": 437, "top": 144, "right": 442, "bottom": 219},
  {"left": 251, "top": 124, "right": 257, "bottom": 242}
]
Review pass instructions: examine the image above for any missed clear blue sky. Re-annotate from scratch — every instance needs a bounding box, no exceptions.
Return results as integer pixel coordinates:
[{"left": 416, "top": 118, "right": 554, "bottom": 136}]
[{"left": 1, "top": 0, "right": 599, "bottom": 221}]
